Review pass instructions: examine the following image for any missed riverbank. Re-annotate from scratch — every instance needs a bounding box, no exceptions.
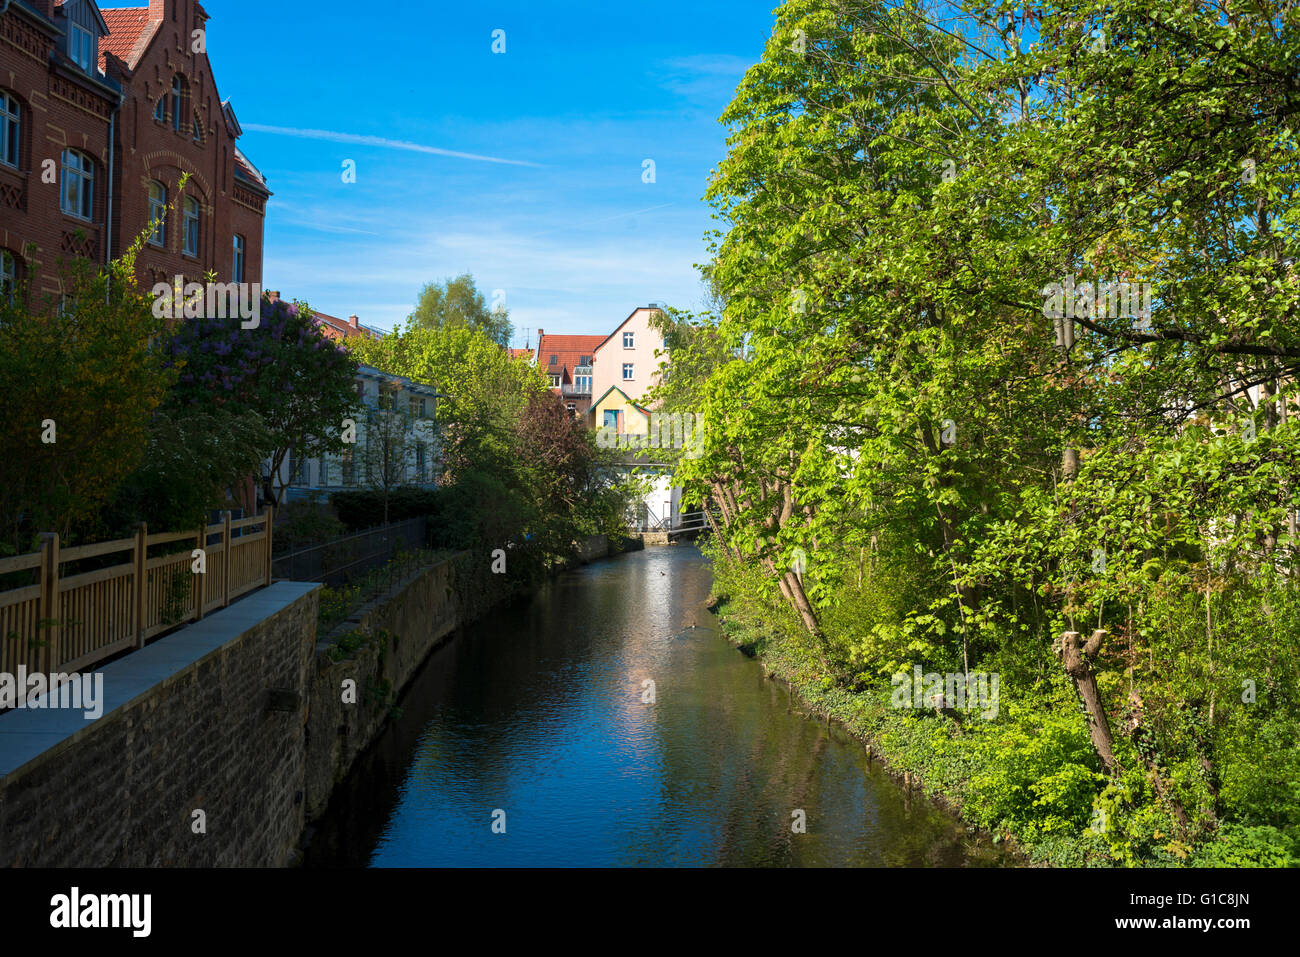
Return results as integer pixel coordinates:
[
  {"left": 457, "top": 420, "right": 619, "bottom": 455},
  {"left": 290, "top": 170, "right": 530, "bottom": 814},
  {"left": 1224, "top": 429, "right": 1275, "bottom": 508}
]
[
  {"left": 709, "top": 597, "right": 1036, "bottom": 867},
  {"left": 707, "top": 584, "right": 1298, "bottom": 869}
]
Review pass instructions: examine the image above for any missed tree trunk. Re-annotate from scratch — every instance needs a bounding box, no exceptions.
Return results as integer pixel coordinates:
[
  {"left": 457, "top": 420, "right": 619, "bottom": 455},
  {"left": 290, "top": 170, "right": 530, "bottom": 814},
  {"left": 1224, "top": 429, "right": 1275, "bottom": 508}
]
[
  {"left": 1124, "top": 688, "right": 1192, "bottom": 832},
  {"left": 784, "top": 568, "right": 821, "bottom": 636},
  {"left": 1056, "top": 629, "right": 1121, "bottom": 777}
]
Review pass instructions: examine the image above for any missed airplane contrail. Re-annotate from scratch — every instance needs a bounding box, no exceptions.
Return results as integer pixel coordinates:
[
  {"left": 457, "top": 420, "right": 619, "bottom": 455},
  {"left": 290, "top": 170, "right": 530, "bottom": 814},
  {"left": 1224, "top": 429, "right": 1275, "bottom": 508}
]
[{"left": 243, "top": 124, "right": 543, "bottom": 167}]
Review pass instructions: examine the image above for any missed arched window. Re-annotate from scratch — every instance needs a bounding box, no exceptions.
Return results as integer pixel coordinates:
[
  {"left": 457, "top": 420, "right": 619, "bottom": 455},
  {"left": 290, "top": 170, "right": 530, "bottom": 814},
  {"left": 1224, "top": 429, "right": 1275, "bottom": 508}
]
[
  {"left": 147, "top": 181, "right": 167, "bottom": 246},
  {"left": 60, "top": 149, "right": 93, "bottom": 220},
  {"left": 0, "top": 90, "right": 19, "bottom": 168},
  {"left": 183, "top": 196, "right": 200, "bottom": 256},
  {"left": 0, "top": 249, "right": 17, "bottom": 305},
  {"left": 171, "top": 75, "right": 187, "bottom": 132}
]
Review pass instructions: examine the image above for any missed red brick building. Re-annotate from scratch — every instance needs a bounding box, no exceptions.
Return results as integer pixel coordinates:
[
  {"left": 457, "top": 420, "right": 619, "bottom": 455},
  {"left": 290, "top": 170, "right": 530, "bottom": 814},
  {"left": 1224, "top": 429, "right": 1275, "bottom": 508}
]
[{"left": 0, "top": 0, "right": 267, "bottom": 305}]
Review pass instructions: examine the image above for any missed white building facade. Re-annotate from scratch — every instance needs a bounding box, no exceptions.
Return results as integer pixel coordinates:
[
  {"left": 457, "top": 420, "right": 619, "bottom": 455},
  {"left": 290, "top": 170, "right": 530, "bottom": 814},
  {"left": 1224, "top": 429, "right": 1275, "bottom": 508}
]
[{"left": 272, "top": 364, "right": 443, "bottom": 504}]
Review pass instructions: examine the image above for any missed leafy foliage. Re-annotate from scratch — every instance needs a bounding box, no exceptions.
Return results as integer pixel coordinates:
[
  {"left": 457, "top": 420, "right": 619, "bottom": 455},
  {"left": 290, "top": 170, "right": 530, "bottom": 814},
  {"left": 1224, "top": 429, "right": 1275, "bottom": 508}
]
[
  {"left": 0, "top": 248, "right": 173, "bottom": 551},
  {"left": 408, "top": 273, "right": 513, "bottom": 347},
  {"left": 687, "top": 0, "right": 1300, "bottom": 865}
]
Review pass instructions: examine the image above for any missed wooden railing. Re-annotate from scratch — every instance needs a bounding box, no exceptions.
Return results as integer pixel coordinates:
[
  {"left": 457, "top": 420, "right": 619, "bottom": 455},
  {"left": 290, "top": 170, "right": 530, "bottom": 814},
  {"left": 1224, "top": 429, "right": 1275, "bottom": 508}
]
[{"left": 0, "top": 508, "right": 274, "bottom": 680}]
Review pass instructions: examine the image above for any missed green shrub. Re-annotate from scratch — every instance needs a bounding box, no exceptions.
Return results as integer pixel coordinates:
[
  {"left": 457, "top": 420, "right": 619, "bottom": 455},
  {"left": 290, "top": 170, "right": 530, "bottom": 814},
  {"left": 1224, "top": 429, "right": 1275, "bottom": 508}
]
[
  {"left": 277, "top": 494, "right": 346, "bottom": 550},
  {"left": 330, "top": 488, "right": 442, "bottom": 530},
  {"left": 1189, "top": 824, "right": 1299, "bottom": 868}
]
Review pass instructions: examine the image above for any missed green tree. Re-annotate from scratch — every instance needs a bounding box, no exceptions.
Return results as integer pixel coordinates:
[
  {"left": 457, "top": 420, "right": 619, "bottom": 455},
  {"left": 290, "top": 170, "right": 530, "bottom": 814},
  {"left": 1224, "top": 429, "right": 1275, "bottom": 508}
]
[
  {"left": 682, "top": 0, "right": 1300, "bottom": 862},
  {"left": 164, "top": 296, "right": 360, "bottom": 506},
  {"left": 359, "top": 377, "right": 426, "bottom": 523},
  {"left": 351, "top": 321, "right": 542, "bottom": 481},
  {"left": 409, "top": 273, "right": 513, "bottom": 347},
  {"left": 0, "top": 249, "right": 174, "bottom": 552}
]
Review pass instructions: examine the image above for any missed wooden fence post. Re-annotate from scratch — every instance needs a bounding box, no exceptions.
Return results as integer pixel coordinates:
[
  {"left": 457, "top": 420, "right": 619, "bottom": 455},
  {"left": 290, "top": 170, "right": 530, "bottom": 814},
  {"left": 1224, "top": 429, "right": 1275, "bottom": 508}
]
[
  {"left": 222, "top": 511, "right": 232, "bottom": 608},
  {"left": 134, "top": 523, "right": 147, "bottom": 648},
  {"left": 264, "top": 505, "right": 275, "bottom": 587},
  {"left": 194, "top": 524, "right": 206, "bottom": 621},
  {"left": 38, "top": 532, "right": 60, "bottom": 674}
]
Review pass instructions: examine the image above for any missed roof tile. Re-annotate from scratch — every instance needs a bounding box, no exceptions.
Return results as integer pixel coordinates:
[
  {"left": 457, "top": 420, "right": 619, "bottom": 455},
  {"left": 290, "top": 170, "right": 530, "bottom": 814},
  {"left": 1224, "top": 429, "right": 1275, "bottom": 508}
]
[
  {"left": 536, "top": 333, "right": 603, "bottom": 387},
  {"left": 99, "top": 7, "right": 154, "bottom": 70}
]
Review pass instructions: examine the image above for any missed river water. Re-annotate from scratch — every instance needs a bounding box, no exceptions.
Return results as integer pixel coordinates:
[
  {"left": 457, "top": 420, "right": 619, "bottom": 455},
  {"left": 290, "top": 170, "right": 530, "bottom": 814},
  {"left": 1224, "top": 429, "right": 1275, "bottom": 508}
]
[{"left": 304, "top": 545, "right": 1009, "bottom": 867}]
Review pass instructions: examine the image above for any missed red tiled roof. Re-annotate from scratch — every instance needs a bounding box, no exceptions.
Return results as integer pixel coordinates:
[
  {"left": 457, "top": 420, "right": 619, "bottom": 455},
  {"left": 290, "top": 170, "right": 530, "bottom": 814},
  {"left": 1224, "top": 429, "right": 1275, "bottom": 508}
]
[
  {"left": 311, "top": 308, "right": 382, "bottom": 342},
  {"left": 536, "top": 333, "right": 603, "bottom": 390},
  {"left": 99, "top": 7, "right": 155, "bottom": 71},
  {"left": 233, "top": 148, "right": 265, "bottom": 186},
  {"left": 507, "top": 348, "right": 533, "bottom": 361}
]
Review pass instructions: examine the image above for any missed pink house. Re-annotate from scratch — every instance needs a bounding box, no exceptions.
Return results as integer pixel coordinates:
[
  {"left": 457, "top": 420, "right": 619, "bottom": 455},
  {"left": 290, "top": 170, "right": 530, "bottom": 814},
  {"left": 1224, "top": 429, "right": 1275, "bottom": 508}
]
[{"left": 590, "top": 304, "right": 667, "bottom": 407}]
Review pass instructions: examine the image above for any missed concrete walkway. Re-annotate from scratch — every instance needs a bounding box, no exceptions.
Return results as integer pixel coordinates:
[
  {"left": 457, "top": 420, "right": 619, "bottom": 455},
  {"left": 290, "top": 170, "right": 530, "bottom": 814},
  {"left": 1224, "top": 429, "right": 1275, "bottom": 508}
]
[{"left": 0, "top": 582, "right": 319, "bottom": 778}]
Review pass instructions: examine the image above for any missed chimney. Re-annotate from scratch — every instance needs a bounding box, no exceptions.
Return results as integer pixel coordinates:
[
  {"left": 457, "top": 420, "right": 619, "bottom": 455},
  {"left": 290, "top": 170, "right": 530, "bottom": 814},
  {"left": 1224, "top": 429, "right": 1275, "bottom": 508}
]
[
  {"left": 148, "top": 0, "right": 171, "bottom": 22},
  {"left": 348, "top": 315, "right": 359, "bottom": 329}
]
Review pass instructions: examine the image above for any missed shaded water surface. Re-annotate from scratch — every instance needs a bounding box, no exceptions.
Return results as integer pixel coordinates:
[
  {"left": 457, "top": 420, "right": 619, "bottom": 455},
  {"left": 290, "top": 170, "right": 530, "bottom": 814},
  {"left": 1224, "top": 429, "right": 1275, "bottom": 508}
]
[{"left": 305, "top": 546, "right": 1010, "bottom": 867}]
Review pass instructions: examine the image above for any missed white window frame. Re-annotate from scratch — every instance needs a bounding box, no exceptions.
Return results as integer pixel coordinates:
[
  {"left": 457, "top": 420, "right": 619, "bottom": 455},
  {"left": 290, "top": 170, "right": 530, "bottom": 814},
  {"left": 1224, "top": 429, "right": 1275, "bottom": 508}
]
[
  {"left": 622, "top": 363, "right": 634, "bottom": 381},
  {"left": 60, "top": 149, "right": 93, "bottom": 220},
  {"left": 623, "top": 331, "right": 634, "bottom": 348},
  {"left": 147, "top": 181, "right": 167, "bottom": 246},
  {"left": 0, "top": 91, "right": 19, "bottom": 169},
  {"left": 549, "top": 374, "right": 561, "bottom": 388},
  {"left": 70, "top": 25, "right": 95, "bottom": 73},
  {"left": 183, "top": 196, "right": 200, "bottom": 256}
]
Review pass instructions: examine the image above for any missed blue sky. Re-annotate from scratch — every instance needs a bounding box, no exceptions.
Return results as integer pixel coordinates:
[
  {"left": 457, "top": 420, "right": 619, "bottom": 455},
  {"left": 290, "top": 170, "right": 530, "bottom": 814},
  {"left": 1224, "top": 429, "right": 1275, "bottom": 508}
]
[{"left": 192, "top": 0, "right": 780, "bottom": 344}]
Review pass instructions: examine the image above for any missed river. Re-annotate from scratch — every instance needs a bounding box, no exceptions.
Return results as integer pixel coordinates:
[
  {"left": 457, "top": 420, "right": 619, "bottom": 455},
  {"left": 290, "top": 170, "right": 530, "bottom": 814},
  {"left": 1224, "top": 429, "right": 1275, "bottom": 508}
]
[{"left": 303, "top": 545, "right": 1009, "bottom": 866}]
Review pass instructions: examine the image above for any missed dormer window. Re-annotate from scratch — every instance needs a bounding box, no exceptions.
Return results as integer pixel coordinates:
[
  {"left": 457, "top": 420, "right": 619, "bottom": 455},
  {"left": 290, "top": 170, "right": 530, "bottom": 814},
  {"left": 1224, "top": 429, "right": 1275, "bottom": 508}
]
[
  {"left": 549, "top": 354, "right": 557, "bottom": 365},
  {"left": 69, "top": 25, "right": 95, "bottom": 74}
]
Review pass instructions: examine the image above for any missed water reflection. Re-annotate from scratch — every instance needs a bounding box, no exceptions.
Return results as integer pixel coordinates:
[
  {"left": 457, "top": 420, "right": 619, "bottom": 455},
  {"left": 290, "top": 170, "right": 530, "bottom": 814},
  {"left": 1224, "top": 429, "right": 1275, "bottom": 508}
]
[{"left": 304, "top": 546, "right": 1009, "bottom": 867}]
